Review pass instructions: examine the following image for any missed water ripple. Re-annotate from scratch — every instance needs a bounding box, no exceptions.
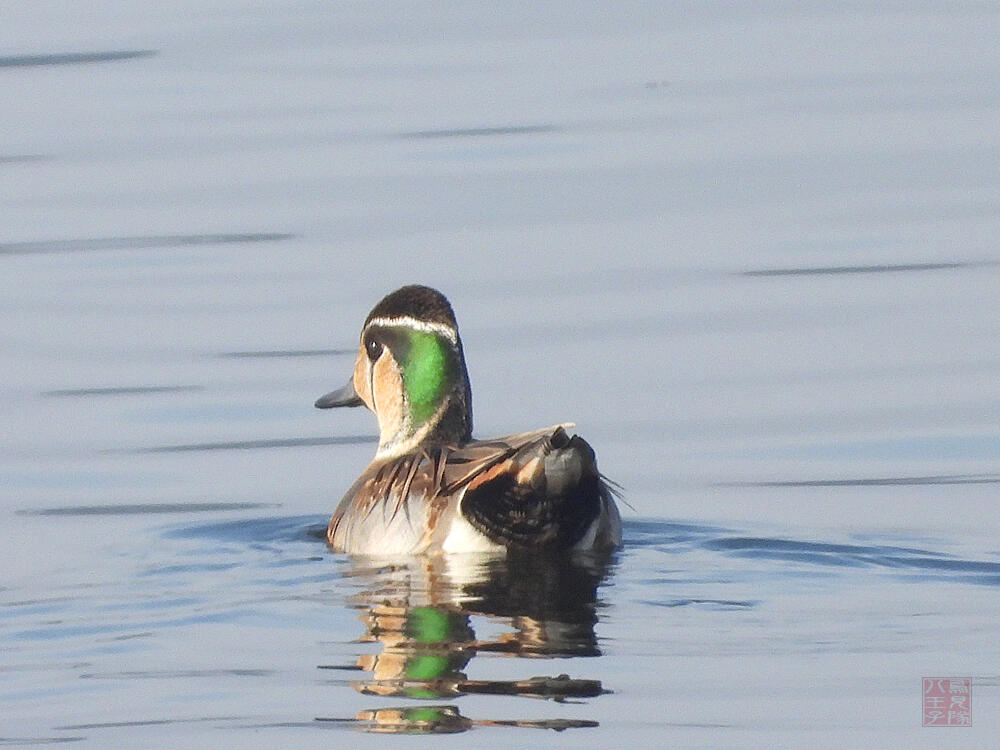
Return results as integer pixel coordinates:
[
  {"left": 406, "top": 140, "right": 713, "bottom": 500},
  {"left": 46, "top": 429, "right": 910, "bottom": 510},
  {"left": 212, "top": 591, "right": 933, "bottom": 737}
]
[
  {"left": 0, "top": 50, "right": 155, "bottom": 68},
  {"left": 124, "top": 435, "right": 375, "bottom": 453},
  {"left": 624, "top": 519, "right": 1000, "bottom": 587},
  {"left": 0, "top": 737, "right": 83, "bottom": 746},
  {"left": 54, "top": 717, "right": 241, "bottom": 730},
  {"left": 19, "top": 503, "right": 277, "bottom": 517},
  {"left": 639, "top": 598, "right": 756, "bottom": 610},
  {"left": 41, "top": 386, "right": 203, "bottom": 398},
  {"left": 78, "top": 670, "right": 270, "bottom": 680},
  {"left": 217, "top": 349, "right": 354, "bottom": 359},
  {"left": 0, "top": 155, "right": 47, "bottom": 164},
  {"left": 741, "top": 261, "right": 993, "bottom": 276},
  {"left": 399, "top": 125, "right": 557, "bottom": 138},
  {"left": 165, "top": 515, "right": 328, "bottom": 544},
  {"left": 0, "top": 233, "right": 293, "bottom": 256},
  {"left": 729, "top": 474, "right": 1000, "bottom": 487}
]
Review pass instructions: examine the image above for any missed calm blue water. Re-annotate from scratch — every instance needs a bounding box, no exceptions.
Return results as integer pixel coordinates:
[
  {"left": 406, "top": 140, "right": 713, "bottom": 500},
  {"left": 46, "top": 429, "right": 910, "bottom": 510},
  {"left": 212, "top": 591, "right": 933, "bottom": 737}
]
[{"left": 2, "top": 2, "right": 999, "bottom": 746}]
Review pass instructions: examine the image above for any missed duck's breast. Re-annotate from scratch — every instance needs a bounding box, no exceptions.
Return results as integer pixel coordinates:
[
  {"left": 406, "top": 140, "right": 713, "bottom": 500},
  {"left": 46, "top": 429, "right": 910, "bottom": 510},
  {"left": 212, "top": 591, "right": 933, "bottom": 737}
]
[{"left": 326, "top": 455, "right": 436, "bottom": 555}]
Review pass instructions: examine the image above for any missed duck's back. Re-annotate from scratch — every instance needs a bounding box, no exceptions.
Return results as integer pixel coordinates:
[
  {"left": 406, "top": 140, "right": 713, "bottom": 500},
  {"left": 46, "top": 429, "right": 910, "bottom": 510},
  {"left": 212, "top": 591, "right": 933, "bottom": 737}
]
[{"left": 327, "top": 424, "right": 621, "bottom": 555}]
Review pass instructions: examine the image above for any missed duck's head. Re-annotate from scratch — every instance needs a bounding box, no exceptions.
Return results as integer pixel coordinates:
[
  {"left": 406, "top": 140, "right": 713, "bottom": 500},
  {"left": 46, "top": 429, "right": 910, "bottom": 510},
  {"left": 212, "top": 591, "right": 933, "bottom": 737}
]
[{"left": 316, "top": 285, "right": 473, "bottom": 457}]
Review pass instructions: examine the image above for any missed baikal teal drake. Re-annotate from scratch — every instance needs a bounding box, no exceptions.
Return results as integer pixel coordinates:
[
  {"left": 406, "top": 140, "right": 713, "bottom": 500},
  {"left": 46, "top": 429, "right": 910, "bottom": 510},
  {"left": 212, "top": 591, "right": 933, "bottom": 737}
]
[{"left": 315, "top": 285, "right": 622, "bottom": 555}]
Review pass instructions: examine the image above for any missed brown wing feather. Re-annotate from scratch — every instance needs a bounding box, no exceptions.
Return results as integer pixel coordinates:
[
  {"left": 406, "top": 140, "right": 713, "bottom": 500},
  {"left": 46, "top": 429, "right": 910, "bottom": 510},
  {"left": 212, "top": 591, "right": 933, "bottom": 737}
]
[
  {"left": 457, "top": 426, "right": 608, "bottom": 549},
  {"left": 438, "top": 424, "right": 573, "bottom": 493},
  {"left": 327, "top": 424, "right": 611, "bottom": 554}
]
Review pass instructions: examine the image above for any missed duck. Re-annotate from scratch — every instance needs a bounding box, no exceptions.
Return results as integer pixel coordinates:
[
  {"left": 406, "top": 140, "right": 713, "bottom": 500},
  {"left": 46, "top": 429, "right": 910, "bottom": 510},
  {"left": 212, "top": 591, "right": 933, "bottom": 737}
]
[{"left": 315, "top": 285, "right": 621, "bottom": 555}]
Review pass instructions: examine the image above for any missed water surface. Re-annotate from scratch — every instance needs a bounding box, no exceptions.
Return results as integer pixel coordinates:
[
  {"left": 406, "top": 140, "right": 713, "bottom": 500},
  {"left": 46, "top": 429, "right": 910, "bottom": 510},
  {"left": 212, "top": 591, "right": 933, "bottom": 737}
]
[{"left": 2, "top": 1, "right": 999, "bottom": 747}]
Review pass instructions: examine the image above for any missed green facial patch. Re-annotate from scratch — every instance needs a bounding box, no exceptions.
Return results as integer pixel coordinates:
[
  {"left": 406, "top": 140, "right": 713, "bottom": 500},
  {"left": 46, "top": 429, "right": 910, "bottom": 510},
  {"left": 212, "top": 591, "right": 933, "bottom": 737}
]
[{"left": 402, "top": 330, "right": 452, "bottom": 425}]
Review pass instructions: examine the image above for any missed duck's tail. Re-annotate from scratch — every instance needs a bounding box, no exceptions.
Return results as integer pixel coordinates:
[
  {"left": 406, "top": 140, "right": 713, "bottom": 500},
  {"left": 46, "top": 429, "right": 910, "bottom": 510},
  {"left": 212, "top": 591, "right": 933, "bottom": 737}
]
[{"left": 460, "top": 426, "right": 622, "bottom": 551}]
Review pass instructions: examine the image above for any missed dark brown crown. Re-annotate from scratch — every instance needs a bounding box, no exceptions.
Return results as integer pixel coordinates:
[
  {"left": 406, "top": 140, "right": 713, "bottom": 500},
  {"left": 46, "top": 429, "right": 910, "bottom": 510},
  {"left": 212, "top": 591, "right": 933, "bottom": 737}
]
[{"left": 364, "top": 285, "right": 459, "bottom": 329}]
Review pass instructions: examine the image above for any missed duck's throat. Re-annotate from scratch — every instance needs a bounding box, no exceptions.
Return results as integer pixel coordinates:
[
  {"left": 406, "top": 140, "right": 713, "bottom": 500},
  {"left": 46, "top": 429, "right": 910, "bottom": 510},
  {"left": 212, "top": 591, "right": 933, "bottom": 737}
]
[{"left": 377, "top": 393, "right": 470, "bottom": 457}]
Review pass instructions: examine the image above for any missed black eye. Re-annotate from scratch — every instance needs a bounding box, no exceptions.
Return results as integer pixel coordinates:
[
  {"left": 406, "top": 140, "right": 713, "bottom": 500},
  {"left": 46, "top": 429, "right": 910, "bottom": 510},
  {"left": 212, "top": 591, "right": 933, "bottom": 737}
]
[{"left": 365, "top": 337, "right": 384, "bottom": 361}]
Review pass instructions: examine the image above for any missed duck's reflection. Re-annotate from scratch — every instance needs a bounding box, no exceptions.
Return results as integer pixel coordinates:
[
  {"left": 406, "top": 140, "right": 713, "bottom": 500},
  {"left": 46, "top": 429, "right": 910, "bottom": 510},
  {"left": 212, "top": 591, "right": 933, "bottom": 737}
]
[{"left": 322, "top": 550, "right": 616, "bottom": 733}]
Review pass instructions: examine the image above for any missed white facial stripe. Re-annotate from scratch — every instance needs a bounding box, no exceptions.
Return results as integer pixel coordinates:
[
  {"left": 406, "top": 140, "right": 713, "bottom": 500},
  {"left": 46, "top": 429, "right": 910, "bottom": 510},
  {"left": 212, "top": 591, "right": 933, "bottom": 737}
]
[
  {"left": 367, "top": 356, "right": 376, "bottom": 416},
  {"left": 365, "top": 316, "right": 458, "bottom": 343}
]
